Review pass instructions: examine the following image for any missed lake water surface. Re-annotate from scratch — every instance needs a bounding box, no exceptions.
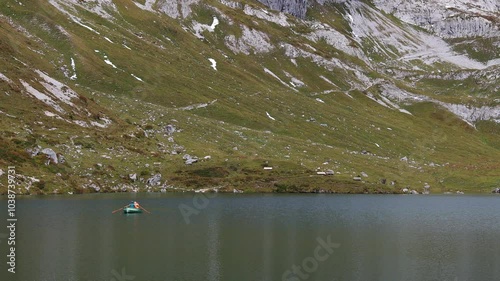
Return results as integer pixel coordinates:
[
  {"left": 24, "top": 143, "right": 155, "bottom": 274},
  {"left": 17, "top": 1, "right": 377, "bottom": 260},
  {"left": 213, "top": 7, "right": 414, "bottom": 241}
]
[{"left": 0, "top": 193, "right": 499, "bottom": 281}]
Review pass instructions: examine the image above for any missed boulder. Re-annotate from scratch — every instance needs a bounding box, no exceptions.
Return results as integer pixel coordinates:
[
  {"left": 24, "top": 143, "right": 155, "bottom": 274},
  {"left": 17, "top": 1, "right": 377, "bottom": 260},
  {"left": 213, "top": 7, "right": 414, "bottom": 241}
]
[
  {"left": 146, "top": 174, "right": 162, "bottom": 186},
  {"left": 492, "top": 188, "right": 500, "bottom": 194},
  {"left": 129, "top": 173, "right": 137, "bottom": 182},
  {"left": 326, "top": 169, "right": 334, "bottom": 175},
  {"left": 41, "top": 148, "right": 58, "bottom": 164},
  {"left": 410, "top": 190, "right": 419, "bottom": 195},
  {"left": 165, "top": 124, "right": 176, "bottom": 135},
  {"left": 57, "top": 154, "right": 65, "bottom": 164},
  {"left": 361, "top": 172, "right": 368, "bottom": 177},
  {"left": 402, "top": 188, "right": 409, "bottom": 193},
  {"left": 27, "top": 145, "right": 41, "bottom": 157},
  {"left": 183, "top": 154, "right": 198, "bottom": 165}
]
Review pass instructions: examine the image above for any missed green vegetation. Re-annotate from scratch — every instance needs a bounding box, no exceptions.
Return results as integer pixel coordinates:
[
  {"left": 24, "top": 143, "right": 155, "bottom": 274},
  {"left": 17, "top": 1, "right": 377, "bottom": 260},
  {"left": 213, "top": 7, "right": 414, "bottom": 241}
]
[{"left": 0, "top": 0, "right": 498, "bottom": 195}]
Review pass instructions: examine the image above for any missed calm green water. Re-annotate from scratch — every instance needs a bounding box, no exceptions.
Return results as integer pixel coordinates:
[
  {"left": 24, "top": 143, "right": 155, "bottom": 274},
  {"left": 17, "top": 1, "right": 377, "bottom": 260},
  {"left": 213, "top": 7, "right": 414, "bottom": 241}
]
[{"left": 1, "top": 193, "right": 500, "bottom": 281}]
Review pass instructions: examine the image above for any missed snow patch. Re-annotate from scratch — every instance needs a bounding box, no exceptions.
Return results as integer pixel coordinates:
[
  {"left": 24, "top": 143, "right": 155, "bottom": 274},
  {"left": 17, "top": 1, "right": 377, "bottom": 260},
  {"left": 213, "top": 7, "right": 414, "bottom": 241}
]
[
  {"left": 192, "top": 17, "right": 220, "bottom": 39},
  {"left": 266, "top": 112, "right": 276, "bottom": 121},
  {"left": 264, "top": 68, "right": 298, "bottom": 92},
  {"left": 0, "top": 72, "right": 13, "bottom": 84},
  {"left": 104, "top": 36, "right": 114, "bottom": 43},
  {"left": 208, "top": 58, "right": 217, "bottom": 71},
  {"left": 284, "top": 71, "right": 305, "bottom": 87},
  {"left": 319, "top": 75, "right": 339, "bottom": 88},
  {"left": 131, "top": 74, "right": 144, "bottom": 82},
  {"left": 104, "top": 57, "right": 117, "bottom": 69},
  {"left": 70, "top": 58, "right": 77, "bottom": 80}
]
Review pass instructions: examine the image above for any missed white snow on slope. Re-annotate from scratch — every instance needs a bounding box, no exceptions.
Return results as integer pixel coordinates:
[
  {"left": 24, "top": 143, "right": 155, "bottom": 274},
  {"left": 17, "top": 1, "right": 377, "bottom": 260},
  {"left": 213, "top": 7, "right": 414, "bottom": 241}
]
[
  {"left": 283, "top": 71, "right": 305, "bottom": 88},
  {"left": 193, "top": 17, "right": 220, "bottom": 39},
  {"left": 131, "top": 74, "right": 144, "bottom": 82},
  {"left": 47, "top": 0, "right": 102, "bottom": 34},
  {"left": 319, "top": 75, "right": 339, "bottom": 88},
  {"left": 209, "top": 17, "right": 219, "bottom": 31},
  {"left": 104, "top": 56, "right": 117, "bottom": 69},
  {"left": 134, "top": 0, "right": 156, "bottom": 12},
  {"left": 104, "top": 37, "right": 114, "bottom": 43},
  {"left": 208, "top": 58, "right": 217, "bottom": 71},
  {"left": 264, "top": 68, "right": 298, "bottom": 92},
  {"left": 70, "top": 58, "right": 77, "bottom": 80},
  {"left": 0, "top": 72, "right": 13, "bottom": 84},
  {"left": 0, "top": 110, "right": 16, "bottom": 118},
  {"left": 266, "top": 112, "right": 276, "bottom": 121}
]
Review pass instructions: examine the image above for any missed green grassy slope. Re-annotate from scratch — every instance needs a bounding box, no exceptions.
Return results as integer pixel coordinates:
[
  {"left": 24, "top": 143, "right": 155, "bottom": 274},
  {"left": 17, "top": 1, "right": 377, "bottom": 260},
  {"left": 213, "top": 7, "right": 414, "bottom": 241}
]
[{"left": 0, "top": 0, "right": 498, "bottom": 195}]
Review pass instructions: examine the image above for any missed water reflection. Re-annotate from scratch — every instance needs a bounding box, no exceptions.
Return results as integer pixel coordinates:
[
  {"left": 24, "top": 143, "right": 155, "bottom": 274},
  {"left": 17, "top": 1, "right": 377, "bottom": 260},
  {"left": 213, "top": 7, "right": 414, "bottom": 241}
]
[{"left": 0, "top": 194, "right": 499, "bottom": 281}]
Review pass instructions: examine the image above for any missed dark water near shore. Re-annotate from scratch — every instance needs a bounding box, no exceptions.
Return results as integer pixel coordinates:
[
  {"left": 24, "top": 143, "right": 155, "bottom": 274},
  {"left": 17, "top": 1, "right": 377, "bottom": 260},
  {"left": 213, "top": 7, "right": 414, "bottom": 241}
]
[{"left": 1, "top": 193, "right": 500, "bottom": 281}]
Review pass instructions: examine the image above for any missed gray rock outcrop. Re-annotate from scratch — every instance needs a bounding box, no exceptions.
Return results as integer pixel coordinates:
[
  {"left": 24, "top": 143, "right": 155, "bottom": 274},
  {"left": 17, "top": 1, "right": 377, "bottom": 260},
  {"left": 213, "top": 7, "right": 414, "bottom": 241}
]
[
  {"left": 27, "top": 146, "right": 41, "bottom": 157},
  {"left": 256, "top": 0, "right": 308, "bottom": 18},
  {"left": 41, "top": 148, "right": 58, "bottom": 164},
  {"left": 146, "top": 174, "right": 162, "bottom": 186},
  {"left": 183, "top": 154, "right": 198, "bottom": 165}
]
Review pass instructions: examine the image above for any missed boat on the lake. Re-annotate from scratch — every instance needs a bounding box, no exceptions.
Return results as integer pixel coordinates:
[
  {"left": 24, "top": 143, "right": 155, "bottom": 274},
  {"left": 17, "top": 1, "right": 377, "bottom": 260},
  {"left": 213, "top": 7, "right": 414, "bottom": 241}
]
[
  {"left": 123, "top": 207, "right": 143, "bottom": 214},
  {"left": 112, "top": 201, "right": 150, "bottom": 214}
]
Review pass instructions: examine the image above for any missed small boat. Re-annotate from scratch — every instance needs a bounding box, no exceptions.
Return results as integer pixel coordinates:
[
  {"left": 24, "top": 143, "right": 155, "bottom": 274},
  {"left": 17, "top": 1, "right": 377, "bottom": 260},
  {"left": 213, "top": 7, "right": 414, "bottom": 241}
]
[
  {"left": 112, "top": 201, "right": 150, "bottom": 214},
  {"left": 123, "top": 207, "right": 142, "bottom": 214}
]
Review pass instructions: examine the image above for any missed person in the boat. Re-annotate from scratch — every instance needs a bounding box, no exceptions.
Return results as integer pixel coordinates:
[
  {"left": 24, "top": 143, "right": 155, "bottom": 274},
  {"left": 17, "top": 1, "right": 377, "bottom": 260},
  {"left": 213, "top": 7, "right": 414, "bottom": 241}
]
[
  {"left": 125, "top": 201, "right": 141, "bottom": 209},
  {"left": 126, "top": 201, "right": 140, "bottom": 209}
]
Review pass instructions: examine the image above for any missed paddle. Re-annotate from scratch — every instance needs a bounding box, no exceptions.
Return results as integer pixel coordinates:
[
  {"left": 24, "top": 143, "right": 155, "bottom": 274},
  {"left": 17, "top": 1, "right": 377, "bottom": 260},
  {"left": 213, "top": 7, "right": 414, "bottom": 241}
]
[
  {"left": 112, "top": 206, "right": 126, "bottom": 214},
  {"left": 139, "top": 206, "right": 152, "bottom": 214}
]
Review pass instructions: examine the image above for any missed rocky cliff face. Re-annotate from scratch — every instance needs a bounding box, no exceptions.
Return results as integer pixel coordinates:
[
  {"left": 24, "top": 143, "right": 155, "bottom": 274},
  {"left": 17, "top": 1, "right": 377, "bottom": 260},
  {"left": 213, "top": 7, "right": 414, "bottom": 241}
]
[
  {"left": 255, "top": 0, "right": 308, "bottom": 18},
  {"left": 372, "top": 0, "right": 500, "bottom": 38},
  {"left": 257, "top": 0, "right": 499, "bottom": 38}
]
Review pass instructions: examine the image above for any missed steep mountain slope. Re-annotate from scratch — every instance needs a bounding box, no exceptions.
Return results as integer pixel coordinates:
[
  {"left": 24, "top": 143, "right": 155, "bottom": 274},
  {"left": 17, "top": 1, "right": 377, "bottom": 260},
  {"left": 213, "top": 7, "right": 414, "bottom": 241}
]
[{"left": 0, "top": 0, "right": 498, "bottom": 195}]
